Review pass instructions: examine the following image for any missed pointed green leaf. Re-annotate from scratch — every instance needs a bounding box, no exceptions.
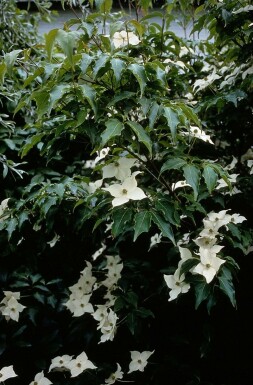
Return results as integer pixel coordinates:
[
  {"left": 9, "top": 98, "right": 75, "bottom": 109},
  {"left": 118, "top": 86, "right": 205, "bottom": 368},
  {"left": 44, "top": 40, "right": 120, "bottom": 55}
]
[
  {"left": 101, "top": 118, "right": 124, "bottom": 146},
  {"left": 56, "top": 30, "right": 80, "bottom": 67},
  {"left": 179, "top": 258, "right": 199, "bottom": 277},
  {"left": 49, "top": 84, "right": 71, "bottom": 113},
  {"left": 126, "top": 121, "right": 152, "bottom": 155},
  {"left": 79, "top": 84, "right": 97, "bottom": 115},
  {"left": 110, "top": 58, "right": 126, "bottom": 82},
  {"left": 151, "top": 211, "right": 175, "bottom": 244},
  {"left": 149, "top": 102, "right": 160, "bottom": 128},
  {"left": 177, "top": 103, "right": 201, "bottom": 127},
  {"left": 21, "top": 133, "right": 45, "bottom": 158},
  {"left": 133, "top": 211, "right": 152, "bottom": 241},
  {"left": 183, "top": 164, "right": 201, "bottom": 200},
  {"left": 112, "top": 208, "right": 132, "bottom": 237},
  {"left": 44, "top": 29, "right": 59, "bottom": 61},
  {"left": 79, "top": 53, "right": 93, "bottom": 74},
  {"left": 6, "top": 218, "right": 18, "bottom": 240},
  {"left": 218, "top": 267, "right": 236, "bottom": 307},
  {"left": 163, "top": 106, "right": 180, "bottom": 140},
  {"left": 195, "top": 281, "right": 212, "bottom": 309},
  {"left": 4, "top": 50, "right": 22, "bottom": 75},
  {"left": 95, "top": 0, "right": 112, "bottom": 12},
  {"left": 93, "top": 53, "right": 109, "bottom": 78},
  {"left": 31, "top": 90, "right": 50, "bottom": 118},
  {"left": 160, "top": 158, "right": 187, "bottom": 174},
  {"left": 128, "top": 64, "right": 147, "bottom": 96},
  {"left": 203, "top": 165, "right": 218, "bottom": 193},
  {"left": 155, "top": 199, "right": 180, "bottom": 225}
]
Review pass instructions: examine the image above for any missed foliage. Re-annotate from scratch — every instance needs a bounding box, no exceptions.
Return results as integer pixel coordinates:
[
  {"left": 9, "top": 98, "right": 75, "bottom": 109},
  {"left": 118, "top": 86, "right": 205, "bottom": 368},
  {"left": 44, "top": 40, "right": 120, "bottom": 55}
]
[{"left": 0, "top": 0, "right": 252, "bottom": 384}]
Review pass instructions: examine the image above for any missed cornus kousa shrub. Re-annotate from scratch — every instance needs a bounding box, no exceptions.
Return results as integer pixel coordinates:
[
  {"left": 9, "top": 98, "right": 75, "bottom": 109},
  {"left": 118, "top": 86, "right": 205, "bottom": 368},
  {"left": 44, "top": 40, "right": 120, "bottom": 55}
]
[{"left": 0, "top": 0, "right": 252, "bottom": 384}]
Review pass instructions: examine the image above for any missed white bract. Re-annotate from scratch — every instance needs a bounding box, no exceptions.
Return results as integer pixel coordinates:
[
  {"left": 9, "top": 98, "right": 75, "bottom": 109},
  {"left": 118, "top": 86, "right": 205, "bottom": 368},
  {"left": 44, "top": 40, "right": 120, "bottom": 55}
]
[
  {"left": 149, "top": 233, "right": 162, "bottom": 250},
  {"left": 0, "top": 198, "right": 10, "bottom": 221},
  {"left": 164, "top": 270, "right": 190, "bottom": 301},
  {"left": 29, "top": 371, "right": 52, "bottom": 385},
  {"left": 68, "top": 352, "right": 96, "bottom": 377},
  {"left": 102, "top": 157, "right": 137, "bottom": 181},
  {"left": 0, "top": 366, "right": 17, "bottom": 382},
  {"left": 128, "top": 350, "right": 154, "bottom": 373},
  {"left": 113, "top": 31, "right": 140, "bottom": 48},
  {"left": 172, "top": 180, "right": 191, "bottom": 191},
  {"left": 102, "top": 173, "right": 147, "bottom": 207},
  {"left": 193, "top": 247, "right": 225, "bottom": 283}
]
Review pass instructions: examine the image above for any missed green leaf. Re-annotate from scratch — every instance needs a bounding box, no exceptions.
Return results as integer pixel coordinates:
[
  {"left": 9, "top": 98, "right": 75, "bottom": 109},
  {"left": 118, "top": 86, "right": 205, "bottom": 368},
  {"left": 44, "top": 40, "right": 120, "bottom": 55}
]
[
  {"left": 95, "top": 0, "right": 113, "bottom": 12},
  {"left": 133, "top": 211, "right": 152, "bottom": 241},
  {"left": 126, "top": 121, "right": 152, "bottom": 155},
  {"left": 128, "top": 64, "right": 147, "bottom": 96},
  {"left": 227, "top": 223, "right": 241, "bottom": 241},
  {"left": 179, "top": 258, "right": 199, "bottom": 277},
  {"left": 160, "top": 158, "right": 187, "bottom": 174},
  {"left": 56, "top": 30, "right": 80, "bottom": 67},
  {"left": 0, "top": 61, "right": 7, "bottom": 84},
  {"left": 79, "top": 53, "right": 93, "bottom": 74},
  {"left": 149, "top": 102, "right": 160, "bottom": 128},
  {"left": 203, "top": 165, "right": 218, "bottom": 193},
  {"left": 163, "top": 106, "right": 180, "bottom": 141},
  {"left": 183, "top": 164, "right": 201, "bottom": 200},
  {"left": 44, "top": 29, "right": 59, "bottom": 61},
  {"left": 218, "top": 267, "right": 236, "bottom": 307},
  {"left": 194, "top": 281, "right": 212, "bottom": 309},
  {"left": 78, "top": 84, "right": 97, "bottom": 115},
  {"left": 31, "top": 90, "right": 50, "bottom": 118},
  {"left": 93, "top": 53, "right": 109, "bottom": 78},
  {"left": 41, "top": 196, "right": 58, "bottom": 216},
  {"left": 4, "top": 50, "right": 22, "bottom": 75},
  {"left": 110, "top": 58, "right": 126, "bottom": 83},
  {"left": 6, "top": 218, "right": 18, "bottom": 240},
  {"left": 155, "top": 199, "right": 179, "bottom": 225},
  {"left": 101, "top": 118, "right": 124, "bottom": 147},
  {"left": 49, "top": 84, "right": 71, "bottom": 113},
  {"left": 21, "top": 133, "right": 45, "bottom": 158},
  {"left": 112, "top": 208, "right": 132, "bottom": 237},
  {"left": 177, "top": 103, "right": 201, "bottom": 127},
  {"left": 151, "top": 211, "right": 175, "bottom": 245}
]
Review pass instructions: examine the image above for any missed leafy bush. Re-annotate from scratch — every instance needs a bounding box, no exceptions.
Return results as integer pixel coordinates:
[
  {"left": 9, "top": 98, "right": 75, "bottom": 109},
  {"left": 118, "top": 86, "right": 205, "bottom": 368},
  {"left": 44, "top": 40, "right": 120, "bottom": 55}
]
[{"left": 0, "top": 0, "right": 252, "bottom": 384}]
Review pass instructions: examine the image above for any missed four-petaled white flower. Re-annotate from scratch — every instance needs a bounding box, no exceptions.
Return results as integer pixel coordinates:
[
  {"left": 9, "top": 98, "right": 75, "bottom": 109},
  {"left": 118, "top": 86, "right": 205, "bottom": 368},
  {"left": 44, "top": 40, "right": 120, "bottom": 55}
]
[
  {"left": 68, "top": 351, "right": 96, "bottom": 377},
  {"left": 102, "top": 173, "right": 147, "bottom": 207},
  {"left": 164, "top": 269, "right": 190, "bottom": 301},
  {"left": 0, "top": 291, "right": 25, "bottom": 322},
  {"left": 29, "top": 371, "right": 52, "bottom": 385},
  {"left": 128, "top": 350, "right": 154, "bottom": 373},
  {"left": 0, "top": 366, "right": 17, "bottom": 382},
  {"left": 113, "top": 31, "right": 140, "bottom": 48},
  {"left": 102, "top": 157, "right": 137, "bottom": 181},
  {"left": 182, "top": 126, "right": 214, "bottom": 144},
  {"left": 49, "top": 354, "right": 73, "bottom": 372},
  {"left": 193, "top": 247, "right": 225, "bottom": 283},
  {"left": 104, "top": 363, "right": 123, "bottom": 384}
]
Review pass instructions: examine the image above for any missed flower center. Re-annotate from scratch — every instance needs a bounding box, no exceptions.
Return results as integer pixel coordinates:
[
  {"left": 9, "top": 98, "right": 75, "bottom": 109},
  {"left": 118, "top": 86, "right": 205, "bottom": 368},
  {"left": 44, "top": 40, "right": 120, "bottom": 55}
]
[
  {"left": 175, "top": 281, "right": 180, "bottom": 286},
  {"left": 137, "top": 359, "right": 142, "bottom": 364},
  {"left": 122, "top": 189, "right": 128, "bottom": 195},
  {"left": 114, "top": 161, "right": 119, "bottom": 167},
  {"left": 77, "top": 363, "right": 82, "bottom": 368},
  {"left": 59, "top": 360, "right": 64, "bottom": 364},
  {"left": 205, "top": 263, "right": 211, "bottom": 268}
]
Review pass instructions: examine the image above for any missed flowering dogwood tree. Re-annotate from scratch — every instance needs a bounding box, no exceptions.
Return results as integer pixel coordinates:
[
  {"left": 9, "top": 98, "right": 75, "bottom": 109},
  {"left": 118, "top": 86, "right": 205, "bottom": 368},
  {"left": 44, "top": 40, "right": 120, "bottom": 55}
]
[{"left": 0, "top": 0, "right": 252, "bottom": 384}]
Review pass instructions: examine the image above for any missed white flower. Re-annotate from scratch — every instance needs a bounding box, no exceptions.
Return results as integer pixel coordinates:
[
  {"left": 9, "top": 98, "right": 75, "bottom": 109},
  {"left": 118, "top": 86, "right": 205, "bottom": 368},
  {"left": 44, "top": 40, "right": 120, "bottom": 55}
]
[
  {"left": 171, "top": 180, "right": 191, "bottom": 191},
  {"left": 0, "top": 291, "right": 25, "bottom": 322},
  {"left": 68, "top": 294, "right": 94, "bottom": 317},
  {"left": 102, "top": 157, "right": 137, "bottom": 181},
  {"left": 225, "top": 156, "right": 238, "bottom": 171},
  {"left": 104, "top": 363, "right": 123, "bottom": 384},
  {"left": 192, "top": 247, "right": 225, "bottom": 283},
  {"left": 29, "top": 371, "right": 52, "bottom": 385},
  {"left": 215, "top": 174, "right": 238, "bottom": 190},
  {"left": 193, "top": 68, "right": 221, "bottom": 93},
  {"left": 47, "top": 233, "right": 60, "bottom": 248},
  {"left": 49, "top": 354, "right": 73, "bottom": 372},
  {"left": 182, "top": 126, "right": 214, "bottom": 144},
  {"left": 164, "top": 270, "right": 190, "bottom": 301},
  {"left": 0, "top": 198, "right": 10, "bottom": 221},
  {"left": 83, "top": 179, "right": 103, "bottom": 194},
  {"left": 98, "top": 309, "right": 118, "bottom": 343},
  {"left": 149, "top": 233, "right": 162, "bottom": 250},
  {"left": 113, "top": 31, "right": 140, "bottom": 48},
  {"left": 128, "top": 350, "right": 154, "bottom": 373},
  {"left": 0, "top": 366, "right": 17, "bottom": 382},
  {"left": 102, "top": 173, "right": 147, "bottom": 207},
  {"left": 68, "top": 351, "right": 96, "bottom": 377},
  {"left": 95, "top": 147, "right": 110, "bottom": 164},
  {"left": 247, "top": 159, "right": 253, "bottom": 174},
  {"left": 194, "top": 236, "right": 217, "bottom": 249}
]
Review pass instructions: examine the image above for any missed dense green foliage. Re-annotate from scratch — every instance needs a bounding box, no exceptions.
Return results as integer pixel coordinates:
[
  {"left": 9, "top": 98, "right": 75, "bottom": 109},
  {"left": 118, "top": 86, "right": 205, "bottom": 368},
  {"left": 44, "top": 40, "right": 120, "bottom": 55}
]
[{"left": 0, "top": 0, "right": 253, "bottom": 384}]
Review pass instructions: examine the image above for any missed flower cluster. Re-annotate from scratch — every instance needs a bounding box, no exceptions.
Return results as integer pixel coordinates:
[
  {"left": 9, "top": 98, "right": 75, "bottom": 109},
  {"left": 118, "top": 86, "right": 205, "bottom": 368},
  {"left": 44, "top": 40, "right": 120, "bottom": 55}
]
[
  {"left": 164, "top": 210, "right": 246, "bottom": 301},
  {"left": 0, "top": 291, "right": 25, "bottom": 322}
]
